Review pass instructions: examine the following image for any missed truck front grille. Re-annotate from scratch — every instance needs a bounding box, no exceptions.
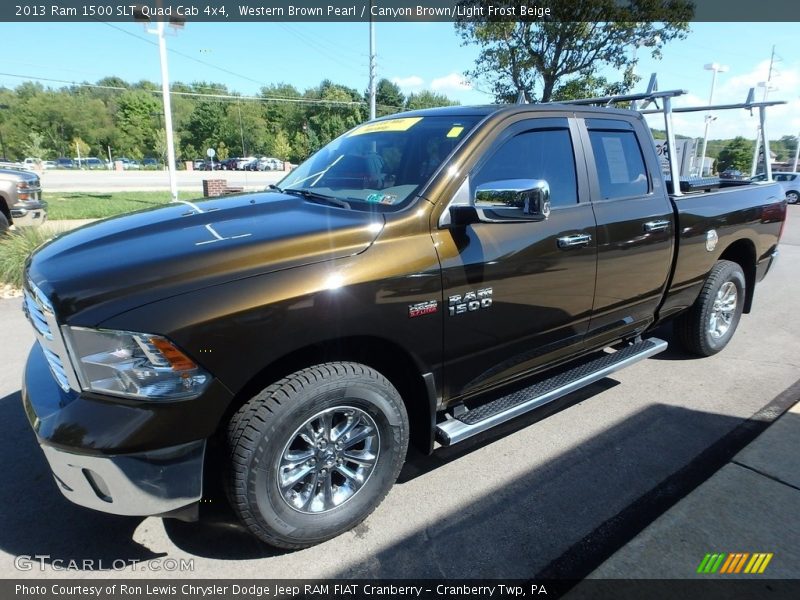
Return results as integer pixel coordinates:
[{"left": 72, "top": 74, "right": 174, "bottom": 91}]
[
  {"left": 22, "top": 279, "right": 79, "bottom": 393},
  {"left": 23, "top": 288, "right": 53, "bottom": 340}
]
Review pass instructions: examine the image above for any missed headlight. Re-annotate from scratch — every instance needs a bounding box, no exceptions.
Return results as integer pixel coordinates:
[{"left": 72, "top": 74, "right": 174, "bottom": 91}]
[{"left": 64, "top": 326, "right": 211, "bottom": 401}]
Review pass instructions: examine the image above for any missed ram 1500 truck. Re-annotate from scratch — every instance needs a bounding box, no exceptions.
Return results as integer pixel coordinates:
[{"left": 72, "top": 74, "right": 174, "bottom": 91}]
[{"left": 21, "top": 101, "right": 785, "bottom": 548}]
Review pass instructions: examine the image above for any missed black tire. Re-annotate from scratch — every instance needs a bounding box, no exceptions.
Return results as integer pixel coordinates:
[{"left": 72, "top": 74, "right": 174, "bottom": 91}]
[
  {"left": 786, "top": 190, "right": 799, "bottom": 204},
  {"left": 225, "top": 362, "right": 409, "bottom": 549},
  {"left": 675, "top": 260, "right": 746, "bottom": 357},
  {"left": 0, "top": 212, "right": 9, "bottom": 234}
]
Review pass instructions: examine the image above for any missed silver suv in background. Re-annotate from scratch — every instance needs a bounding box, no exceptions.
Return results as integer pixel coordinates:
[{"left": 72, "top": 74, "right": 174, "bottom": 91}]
[{"left": 0, "top": 168, "right": 47, "bottom": 233}]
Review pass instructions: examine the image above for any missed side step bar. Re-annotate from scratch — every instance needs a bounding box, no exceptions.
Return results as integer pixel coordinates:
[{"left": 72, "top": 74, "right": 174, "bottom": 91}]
[{"left": 435, "top": 338, "right": 668, "bottom": 446}]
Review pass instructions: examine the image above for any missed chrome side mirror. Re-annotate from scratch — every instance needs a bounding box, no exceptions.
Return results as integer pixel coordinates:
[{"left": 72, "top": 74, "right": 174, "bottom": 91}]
[{"left": 473, "top": 179, "right": 551, "bottom": 222}]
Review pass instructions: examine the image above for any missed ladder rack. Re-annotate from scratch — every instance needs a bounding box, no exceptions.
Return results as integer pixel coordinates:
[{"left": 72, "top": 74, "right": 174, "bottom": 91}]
[{"left": 550, "top": 74, "right": 787, "bottom": 195}]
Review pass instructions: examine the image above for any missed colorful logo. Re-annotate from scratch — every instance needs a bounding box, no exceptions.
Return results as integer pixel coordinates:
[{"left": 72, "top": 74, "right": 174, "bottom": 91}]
[{"left": 697, "top": 552, "right": 773, "bottom": 574}]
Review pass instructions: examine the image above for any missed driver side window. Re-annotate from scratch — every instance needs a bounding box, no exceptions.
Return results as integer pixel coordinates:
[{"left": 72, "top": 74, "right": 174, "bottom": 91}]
[{"left": 472, "top": 128, "right": 578, "bottom": 208}]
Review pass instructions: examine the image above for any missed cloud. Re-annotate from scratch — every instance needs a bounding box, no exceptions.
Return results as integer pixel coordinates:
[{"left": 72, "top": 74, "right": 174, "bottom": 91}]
[
  {"left": 430, "top": 72, "right": 472, "bottom": 93},
  {"left": 391, "top": 75, "right": 424, "bottom": 90},
  {"left": 645, "top": 62, "right": 800, "bottom": 139}
]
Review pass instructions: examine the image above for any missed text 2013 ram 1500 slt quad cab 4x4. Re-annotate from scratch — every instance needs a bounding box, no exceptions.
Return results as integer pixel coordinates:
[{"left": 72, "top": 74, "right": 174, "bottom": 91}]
[{"left": 21, "top": 98, "right": 785, "bottom": 548}]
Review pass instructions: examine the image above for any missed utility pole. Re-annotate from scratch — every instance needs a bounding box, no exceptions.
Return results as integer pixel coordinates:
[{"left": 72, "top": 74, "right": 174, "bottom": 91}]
[
  {"left": 368, "top": 1, "right": 376, "bottom": 121},
  {"left": 751, "top": 45, "right": 778, "bottom": 177},
  {"left": 793, "top": 132, "right": 799, "bottom": 172}
]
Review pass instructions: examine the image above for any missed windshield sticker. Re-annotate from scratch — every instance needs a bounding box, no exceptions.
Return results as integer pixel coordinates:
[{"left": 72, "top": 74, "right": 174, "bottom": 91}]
[
  {"left": 446, "top": 126, "right": 465, "bottom": 138},
  {"left": 349, "top": 117, "right": 423, "bottom": 136},
  {"left": 366, "top": 193, "right": 398, "bottom": 205}
]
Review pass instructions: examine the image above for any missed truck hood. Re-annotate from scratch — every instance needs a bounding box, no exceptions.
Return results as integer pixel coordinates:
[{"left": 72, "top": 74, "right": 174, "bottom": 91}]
[{"left": 27, "top": 192, "right": 384, "bottom": 324}]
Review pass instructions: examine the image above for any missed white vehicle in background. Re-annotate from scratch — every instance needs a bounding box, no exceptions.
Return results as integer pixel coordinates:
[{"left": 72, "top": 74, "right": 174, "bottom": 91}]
[
  {"left": 257, "top": 156, "right": 283, "bottom": 171},
  {"left": 751, "top": 172, "right": 797, "bottom": 204},
  {"left": 774, "top": 172, "right": 799, "bottom": 204},
  {"left": 233, "top": 156, "right": 255, "bottom": 170}
]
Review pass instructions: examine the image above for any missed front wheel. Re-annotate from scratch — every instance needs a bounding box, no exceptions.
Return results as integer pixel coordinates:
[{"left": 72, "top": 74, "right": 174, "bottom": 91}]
[
  {"left": 225, "top": 362, "right": 409, "bottom": 549},
  {"left": 675, "top": 260, "right": 746, "bottom": 357},
  {"left": 786, "top": 190, "right": 799, "bottom": 204}
]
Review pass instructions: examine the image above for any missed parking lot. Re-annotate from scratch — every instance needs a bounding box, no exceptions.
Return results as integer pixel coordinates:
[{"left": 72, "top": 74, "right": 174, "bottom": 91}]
[{"left": 0, "top": 205, "right": 797, "bottom": 580}]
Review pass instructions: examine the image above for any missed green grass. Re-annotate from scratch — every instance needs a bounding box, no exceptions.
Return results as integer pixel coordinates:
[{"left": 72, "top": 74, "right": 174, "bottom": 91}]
[
  {"left": 0, "top": 227, "right": 68, "bottom": 288},
  {"left": 45, "top": 191, "right": 197, "bottom": 220}
]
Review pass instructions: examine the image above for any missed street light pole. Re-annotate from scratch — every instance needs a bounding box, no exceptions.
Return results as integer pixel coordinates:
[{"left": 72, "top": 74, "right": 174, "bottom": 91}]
[
  {"left": 149, "top": 20, "right": 179, "bottom": 202},
  {"left": 699, "top": 63, "right": 727, "bottom": 176}
]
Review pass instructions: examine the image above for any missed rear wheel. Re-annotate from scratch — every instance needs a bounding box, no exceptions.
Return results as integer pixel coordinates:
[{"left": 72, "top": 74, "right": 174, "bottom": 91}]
[
  {"left": 675, "top": 260, "right": 746, "bottom": 356},
  {"left": 225, "top": 362, "right": 408, "bottom": 549}
]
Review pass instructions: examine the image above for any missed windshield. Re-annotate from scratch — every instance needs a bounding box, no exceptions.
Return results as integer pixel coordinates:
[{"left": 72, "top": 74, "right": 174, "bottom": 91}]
[{"left": 278, "top": 115, "right": 481, "bottom": 211}]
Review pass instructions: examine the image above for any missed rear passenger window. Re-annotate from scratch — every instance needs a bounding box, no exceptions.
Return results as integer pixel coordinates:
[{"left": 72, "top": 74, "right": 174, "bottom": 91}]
[
  {"left": 588, "top": 130, "right": 649, "bottom": 199},
  {"left": 472, "top": 129, "right": 578, "bottom": 208}
]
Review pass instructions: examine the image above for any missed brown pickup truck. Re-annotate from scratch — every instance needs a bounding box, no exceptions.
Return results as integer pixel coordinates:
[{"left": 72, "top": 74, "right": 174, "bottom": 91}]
[
  {"left": 21, "top": 92, "right": 786, "bottom": 549},
  {"left": 0, "top": 167, "right": 47, "bottom": 232}
]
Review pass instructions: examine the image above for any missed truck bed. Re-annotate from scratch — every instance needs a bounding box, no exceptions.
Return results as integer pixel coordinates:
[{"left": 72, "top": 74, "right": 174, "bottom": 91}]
[{"left": 660, "top": 181, "right": 785, "bottom": 321}]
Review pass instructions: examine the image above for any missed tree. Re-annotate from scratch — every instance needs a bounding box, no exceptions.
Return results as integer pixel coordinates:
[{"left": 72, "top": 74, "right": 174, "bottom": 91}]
[
  {"left": 456, "top": 0, "right": 691, "bottom": 102},
  {"left": 115, "top": 90, "right": 160, "bottom": 156},
  {"left": 182, "top": 100, "right": 227, "bottom": 155},
  {"left": 154, "top": 128, "right": 180, "bottom": 163},
  {"left": 717, "top": 137, "right": 754, "bottom": 173},
  {"left": 73, "top": 137, "right": 90, "bottom": 160},
  {"left": 370, "top": 79, "right": 405, "bottom": 117},
  {"left": 270, "top": 129, "right": 292, "bottom": 163},
  {"left": 22, "top": 132, "right": 49, "bottom": 159},
  {"left": 405, "top": 91, "right": 458, "bottom": 110}
]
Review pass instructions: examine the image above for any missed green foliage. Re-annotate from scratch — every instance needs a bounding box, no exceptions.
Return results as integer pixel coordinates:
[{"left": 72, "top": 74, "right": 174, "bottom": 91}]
[
  {"left": 22, "top": 131, "right": 49, "bottom": 159},
  {"left": 456, "top": 1, "right": 692, "bottom": 102},
  {"left": 371, "top": 79, "right": 405, "bottom": 116},
  {"left": 73, "top": 137, "right": 90, "bottom": 159},
  {"left": 0, "top": 227, "right": 64, "bottom": 288},
  {"left": 405, "top": 91, "right": 459, "bottom": 110},
  {"left": 0, "top": 76, "right": 460, "bottom": 164},
  {"left": 717, "top": 137, "right": 755, "bottom": 173},
  {"left": 270, "top": 130, "right": 292, "bottom": 161},
  {"left": 114, "top": 90, "right": 160, "bottom": 156}
]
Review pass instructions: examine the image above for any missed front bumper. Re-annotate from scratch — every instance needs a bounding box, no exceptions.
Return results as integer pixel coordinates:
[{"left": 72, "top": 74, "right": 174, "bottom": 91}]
[
  {"left": 22, "top": 342, "right": 208, "bottom": 517},
  {"left": 40, "top": 440, "right": 204, "bottom": 517},
  {"left": 11, "top": 200, "right": 47, "bottom": 227}
]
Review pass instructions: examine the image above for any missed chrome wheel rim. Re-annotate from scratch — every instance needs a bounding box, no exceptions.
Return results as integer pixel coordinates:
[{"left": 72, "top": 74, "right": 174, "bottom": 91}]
[
  {"left": 708, "top": 281, "right": 737, "bottom": 339},
  {"left": 277, "top": 406, "right": 380, "bottom": 514}
]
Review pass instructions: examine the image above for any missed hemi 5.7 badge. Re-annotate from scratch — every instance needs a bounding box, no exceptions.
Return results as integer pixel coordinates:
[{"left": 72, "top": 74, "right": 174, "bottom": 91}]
[
  {"left": 408, "top": 300, "right": 438, "bottom": 318},
  {"left": 449, "top": 288, "right": 493, "bottom": 316}
]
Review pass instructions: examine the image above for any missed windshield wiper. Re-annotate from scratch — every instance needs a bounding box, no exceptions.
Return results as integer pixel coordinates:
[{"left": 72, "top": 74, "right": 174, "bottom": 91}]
[{"left": 282, "top": 188, "right": 351, "bottom": 209}]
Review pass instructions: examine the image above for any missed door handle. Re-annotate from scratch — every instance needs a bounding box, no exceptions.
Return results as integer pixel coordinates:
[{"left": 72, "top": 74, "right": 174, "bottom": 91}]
[
  {"left": 557, "top": 233, "right": 592, "bottom": 249},
  {"left": 643, "top": 220, "right": 670, "bottom": 233}
]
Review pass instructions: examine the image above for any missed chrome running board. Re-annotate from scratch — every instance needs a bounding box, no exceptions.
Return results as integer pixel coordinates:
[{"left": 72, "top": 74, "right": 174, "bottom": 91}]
[{"left": 435, "top": 338, "right": 668, "bottom": 446}]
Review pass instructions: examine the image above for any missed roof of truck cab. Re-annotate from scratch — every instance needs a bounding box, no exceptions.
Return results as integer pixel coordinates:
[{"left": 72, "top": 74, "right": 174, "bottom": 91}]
[{"left": 393, "top": 104, "right": 644, "bottom": 119}]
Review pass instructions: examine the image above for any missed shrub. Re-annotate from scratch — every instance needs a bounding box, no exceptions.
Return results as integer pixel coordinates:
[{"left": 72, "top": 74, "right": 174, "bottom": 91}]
[{"left": 0, "top": 227, "right": 63, "bottom": 289}]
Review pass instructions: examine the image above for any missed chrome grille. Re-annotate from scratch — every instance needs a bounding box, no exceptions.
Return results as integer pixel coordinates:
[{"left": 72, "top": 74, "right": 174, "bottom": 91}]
[
  {"left": 42, "top": 347, "right": 70, "bottom": 392},
  {"left": 23, "top": 289, "right": 52, "bottom": 340},
  {"left": 22, "top": 279, "right": 79, "bottom": 393}
]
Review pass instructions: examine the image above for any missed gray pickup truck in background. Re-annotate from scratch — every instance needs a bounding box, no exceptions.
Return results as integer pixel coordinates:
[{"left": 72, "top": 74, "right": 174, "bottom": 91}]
[{"left": 0, "top": 168, "right": 47, "bottom": 232}]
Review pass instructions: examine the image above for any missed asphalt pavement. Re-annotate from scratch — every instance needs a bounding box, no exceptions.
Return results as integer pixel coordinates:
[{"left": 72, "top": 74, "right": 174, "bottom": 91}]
[{"left": 0, "top": 205, "right": 797, "bottom": 580}]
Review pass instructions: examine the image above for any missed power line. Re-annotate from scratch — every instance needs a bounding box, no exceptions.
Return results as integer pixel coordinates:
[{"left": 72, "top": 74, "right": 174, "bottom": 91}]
[
  {"left": 0, "top": 71, "right": 404, "bottom": 111},
  {"left": 100, "top": 22, "right": 270, "bottom": 89}
]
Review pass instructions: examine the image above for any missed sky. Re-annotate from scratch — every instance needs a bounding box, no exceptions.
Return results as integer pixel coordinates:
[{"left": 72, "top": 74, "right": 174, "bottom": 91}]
[{"left": 0, "top": 21, "right": 797, "bottom": 140}]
